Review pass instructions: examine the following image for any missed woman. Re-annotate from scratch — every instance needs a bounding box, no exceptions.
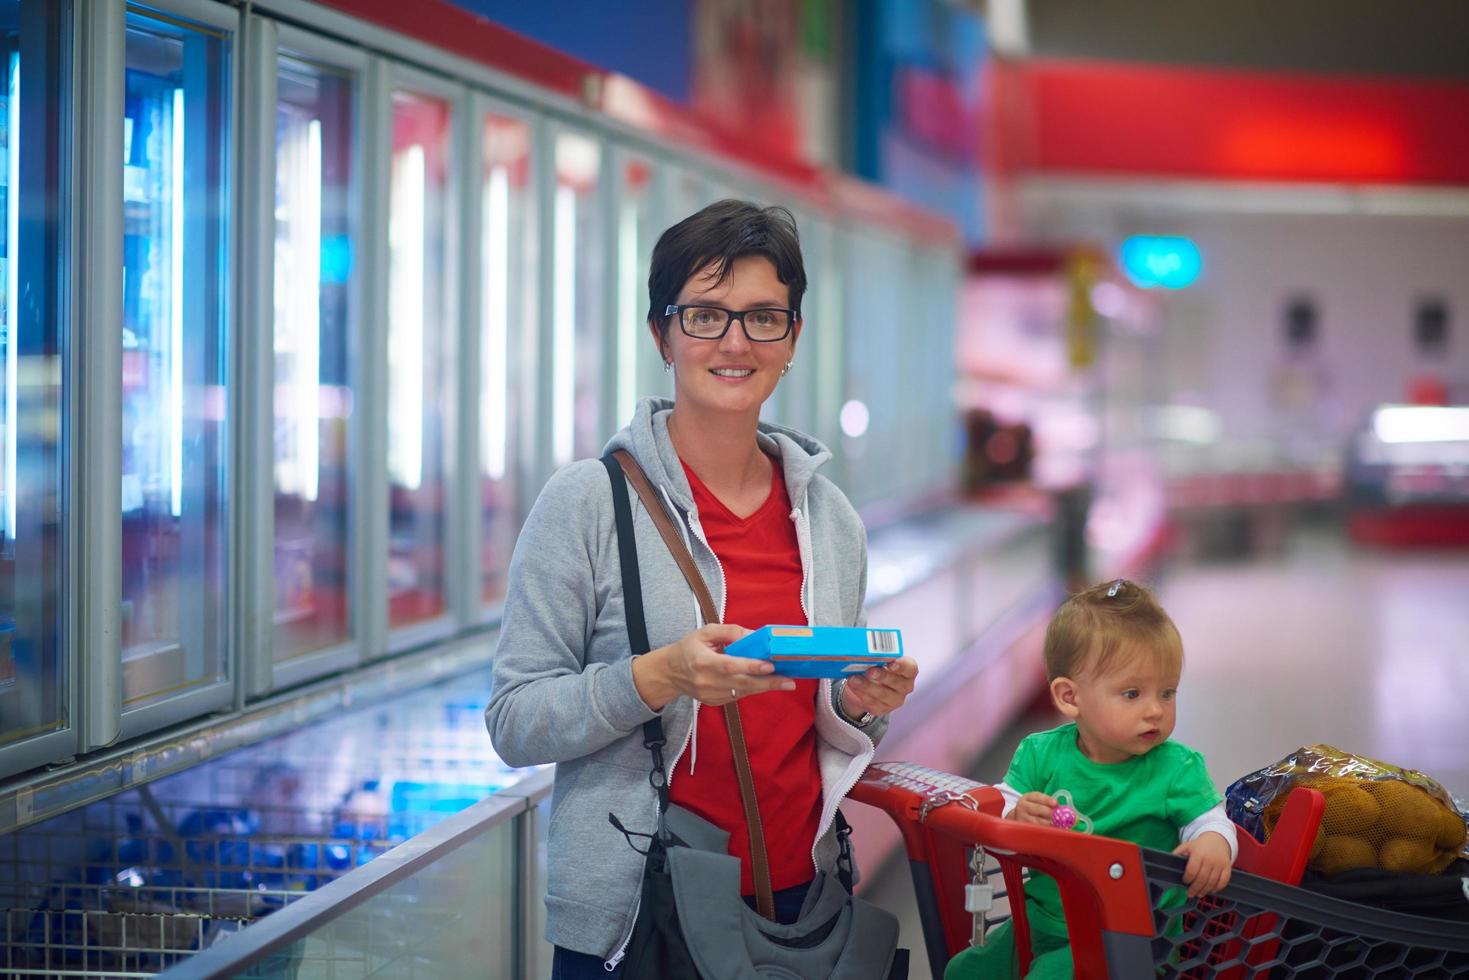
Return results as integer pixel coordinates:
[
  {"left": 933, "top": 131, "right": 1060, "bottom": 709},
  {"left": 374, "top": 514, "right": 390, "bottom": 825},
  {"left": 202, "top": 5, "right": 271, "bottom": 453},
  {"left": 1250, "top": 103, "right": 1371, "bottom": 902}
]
[{"left": 486, "top": 200, "right": 918, "bottom": 978}]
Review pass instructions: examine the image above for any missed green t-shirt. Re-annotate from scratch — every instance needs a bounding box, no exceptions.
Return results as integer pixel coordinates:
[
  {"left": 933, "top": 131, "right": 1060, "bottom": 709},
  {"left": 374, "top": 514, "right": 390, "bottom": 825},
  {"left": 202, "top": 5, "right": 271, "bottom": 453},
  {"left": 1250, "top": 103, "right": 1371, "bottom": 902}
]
[{"left": 1003, "top": 723, "right": 1223, "bottom": 938}]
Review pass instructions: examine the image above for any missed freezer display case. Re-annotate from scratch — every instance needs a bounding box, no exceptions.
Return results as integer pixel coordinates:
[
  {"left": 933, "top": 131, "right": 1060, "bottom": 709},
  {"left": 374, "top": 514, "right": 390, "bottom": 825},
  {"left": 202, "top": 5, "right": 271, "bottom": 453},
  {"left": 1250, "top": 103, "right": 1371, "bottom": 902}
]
[
  {"left": 1346, "top": 404, "right": 1469, "bottom": 547},
  {"left": 0, "top": 673, "right": 538, "bottom": 975}
]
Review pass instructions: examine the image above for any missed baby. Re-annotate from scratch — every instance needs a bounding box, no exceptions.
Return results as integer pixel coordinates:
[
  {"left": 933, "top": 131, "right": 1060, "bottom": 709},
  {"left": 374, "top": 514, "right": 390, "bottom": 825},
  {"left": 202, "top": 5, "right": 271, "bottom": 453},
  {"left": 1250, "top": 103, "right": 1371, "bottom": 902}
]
[{"left": 946, "top": 579, "right": 1237, "bottom": 980}]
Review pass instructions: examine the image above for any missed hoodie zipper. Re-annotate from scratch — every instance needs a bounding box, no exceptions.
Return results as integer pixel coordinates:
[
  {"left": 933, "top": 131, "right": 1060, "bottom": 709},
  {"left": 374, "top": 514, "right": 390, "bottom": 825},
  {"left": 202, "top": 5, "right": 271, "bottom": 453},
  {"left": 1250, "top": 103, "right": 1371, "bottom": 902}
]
[
  {"left": 606, "top": 495, "right": 721, "bottom": 971},
  {"left": 792, "top": 493, "right": 874, "bottom": 877},
  {"left": 809, "top": 703, "right": 876, "bottom": 878},
  {"left": 790, "top": 502, "right": 814, "bottom": 626}
]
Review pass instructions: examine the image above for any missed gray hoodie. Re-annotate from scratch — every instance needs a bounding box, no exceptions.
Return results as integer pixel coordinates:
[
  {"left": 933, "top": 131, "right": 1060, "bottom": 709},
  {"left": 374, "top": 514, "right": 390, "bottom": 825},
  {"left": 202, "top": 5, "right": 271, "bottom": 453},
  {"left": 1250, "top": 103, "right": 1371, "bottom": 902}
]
[{"left": 486, "top": 398, "right": 887, "bottom": 964}]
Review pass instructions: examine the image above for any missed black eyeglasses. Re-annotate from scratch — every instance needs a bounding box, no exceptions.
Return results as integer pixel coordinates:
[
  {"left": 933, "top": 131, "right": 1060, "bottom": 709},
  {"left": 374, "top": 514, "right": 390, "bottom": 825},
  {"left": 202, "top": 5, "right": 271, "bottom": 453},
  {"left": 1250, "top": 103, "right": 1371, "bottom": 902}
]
[{"left": 664, "top": 304, "right": 798, "bottom": 343}]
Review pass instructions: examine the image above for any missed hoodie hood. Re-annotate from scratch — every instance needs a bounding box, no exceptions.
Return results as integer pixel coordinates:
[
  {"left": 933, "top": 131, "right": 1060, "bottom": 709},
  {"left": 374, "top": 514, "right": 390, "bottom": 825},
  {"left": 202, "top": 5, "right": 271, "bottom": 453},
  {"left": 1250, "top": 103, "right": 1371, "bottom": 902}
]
[{"left": 603, "top": 397, "right": 833, "bottom": 514}]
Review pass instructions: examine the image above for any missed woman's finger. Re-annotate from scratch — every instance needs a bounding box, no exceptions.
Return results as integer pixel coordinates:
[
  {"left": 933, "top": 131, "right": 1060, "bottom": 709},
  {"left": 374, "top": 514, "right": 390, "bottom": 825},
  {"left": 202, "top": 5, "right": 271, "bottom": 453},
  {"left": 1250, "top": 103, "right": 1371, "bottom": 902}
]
[
  {"left": 843, "top": 678, "right": 888, "bottom": 712},
  {"left": 716, "top": 672, "right": 795, "bottom": 700},
  {"left": 699, "top": 623, "right": 750, "bottom": 648},
  {"left": 717, "top": 654, "right": 776, "bottom": 676},
  {"left": 884, "top": 657, "right": 919, "bottom": 679},
  {"left": 861, "top": 660, "right": 917, "bottom": 694},
  {"left": 848, "top": 675, "right": 904, "bottom": 712}
]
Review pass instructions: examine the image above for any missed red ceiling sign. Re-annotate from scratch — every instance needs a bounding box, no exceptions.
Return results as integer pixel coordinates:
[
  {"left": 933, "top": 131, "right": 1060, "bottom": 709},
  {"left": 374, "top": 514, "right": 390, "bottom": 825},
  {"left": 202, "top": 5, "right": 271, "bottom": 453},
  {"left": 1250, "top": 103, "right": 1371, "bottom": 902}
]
[{"left": 992, "top": 58, "right": 1469, "bottom": 186}]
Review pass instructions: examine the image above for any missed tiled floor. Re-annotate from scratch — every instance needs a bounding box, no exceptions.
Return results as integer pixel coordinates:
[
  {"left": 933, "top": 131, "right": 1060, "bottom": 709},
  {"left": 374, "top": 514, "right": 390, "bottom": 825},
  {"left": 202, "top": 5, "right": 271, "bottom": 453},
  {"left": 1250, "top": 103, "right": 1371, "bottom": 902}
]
[
  {"left": 1163, "top": 527, "right": 1469, "bottom": 801},
  {"left": 863, "top": 524, "right": 1469, "bottom": 980}
]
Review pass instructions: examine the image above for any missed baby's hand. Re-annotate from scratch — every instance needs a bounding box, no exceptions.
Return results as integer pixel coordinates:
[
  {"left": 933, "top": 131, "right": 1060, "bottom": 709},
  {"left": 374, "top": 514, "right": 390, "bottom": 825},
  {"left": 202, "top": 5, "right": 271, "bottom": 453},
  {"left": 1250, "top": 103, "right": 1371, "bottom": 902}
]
[
  {"left": 1173, "top": 831, "right": 1233, "bottom": 898},
  {"left": 1008, "top": 792, "right": 1057, "bottom": 826}
]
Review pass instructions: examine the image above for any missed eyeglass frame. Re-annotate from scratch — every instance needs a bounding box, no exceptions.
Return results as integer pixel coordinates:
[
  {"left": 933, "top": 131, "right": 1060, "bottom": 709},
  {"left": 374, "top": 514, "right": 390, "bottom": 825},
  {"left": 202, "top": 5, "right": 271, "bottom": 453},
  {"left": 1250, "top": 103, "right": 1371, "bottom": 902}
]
[{"left": 663, "top": 304, "right": 800, "bottom": 343}]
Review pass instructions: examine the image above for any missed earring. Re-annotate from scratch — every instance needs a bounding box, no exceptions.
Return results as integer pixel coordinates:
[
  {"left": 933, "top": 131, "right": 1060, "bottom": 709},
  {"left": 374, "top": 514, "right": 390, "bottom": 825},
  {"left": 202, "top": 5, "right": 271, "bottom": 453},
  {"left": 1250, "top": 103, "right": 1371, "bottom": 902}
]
[
  {"left": 663, "top": 360, "right": 672, "bottom": 373},
  {"left": 781, "top": 360, "right": 792, "bottom": 377}
]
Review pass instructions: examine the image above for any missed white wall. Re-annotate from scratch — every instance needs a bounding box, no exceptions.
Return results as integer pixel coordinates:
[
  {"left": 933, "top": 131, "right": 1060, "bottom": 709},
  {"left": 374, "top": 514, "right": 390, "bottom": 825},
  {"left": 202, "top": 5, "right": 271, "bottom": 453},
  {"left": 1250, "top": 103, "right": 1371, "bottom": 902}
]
[{"left": 1020, "top": 181, "right": 1469, "bottom": 471}]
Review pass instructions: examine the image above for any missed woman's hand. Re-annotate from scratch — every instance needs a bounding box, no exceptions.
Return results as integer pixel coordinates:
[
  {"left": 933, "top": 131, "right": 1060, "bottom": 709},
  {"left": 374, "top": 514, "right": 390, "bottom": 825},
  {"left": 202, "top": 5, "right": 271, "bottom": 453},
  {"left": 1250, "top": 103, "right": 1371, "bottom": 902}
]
[
  {"left": 1008, "top": 792, "right": 1058, "bottom": 826},
  {"left": 631, "top": 624, "right": 794, "bottom": 711},
  {"left": 1173, "top": 831, "right": 1233, "bottom": 898},
  {"left": 839, "top": 657, "right": 918, "bottom": 720}
]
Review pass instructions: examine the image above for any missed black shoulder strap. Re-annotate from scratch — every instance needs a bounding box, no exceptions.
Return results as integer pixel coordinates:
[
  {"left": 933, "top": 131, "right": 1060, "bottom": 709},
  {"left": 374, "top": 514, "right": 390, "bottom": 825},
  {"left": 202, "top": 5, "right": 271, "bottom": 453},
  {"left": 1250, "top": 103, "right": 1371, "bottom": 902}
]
[
  {"left": 602, "top": 454, "right": 671, "bottom": 822},
  {"left": 603, "top": 453, "right": 651, "bottom": 657}
]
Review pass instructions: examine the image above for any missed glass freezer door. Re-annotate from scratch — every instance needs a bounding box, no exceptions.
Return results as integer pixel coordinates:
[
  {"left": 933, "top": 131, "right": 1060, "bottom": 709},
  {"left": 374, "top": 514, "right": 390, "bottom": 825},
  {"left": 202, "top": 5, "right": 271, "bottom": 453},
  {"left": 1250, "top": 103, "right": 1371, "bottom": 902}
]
[
  {"left": 386, "top": 88, "right": 452, "bottom": 631},
  {"left": 477, "top": 108, "right": 533, "bottom": 612},
  {"left": 119, "top": 10, "right": 230, "bottom": 711},
  {"left": 0, "top": 0, "right": 67, "bottom": 765},
  {"left": 551, "top": 131, "right": 604, "bottom": 468},
  {"left": 272, "top": 53, "right": 356, "bottom": 664}
]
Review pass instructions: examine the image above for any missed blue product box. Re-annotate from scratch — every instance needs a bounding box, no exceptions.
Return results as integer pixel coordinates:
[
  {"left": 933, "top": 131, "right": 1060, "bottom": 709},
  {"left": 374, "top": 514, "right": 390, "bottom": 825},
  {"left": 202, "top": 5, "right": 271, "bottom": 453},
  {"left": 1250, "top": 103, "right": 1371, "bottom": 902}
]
[{"left": 725, "top": 625, "right": 903, "bottom": 679}]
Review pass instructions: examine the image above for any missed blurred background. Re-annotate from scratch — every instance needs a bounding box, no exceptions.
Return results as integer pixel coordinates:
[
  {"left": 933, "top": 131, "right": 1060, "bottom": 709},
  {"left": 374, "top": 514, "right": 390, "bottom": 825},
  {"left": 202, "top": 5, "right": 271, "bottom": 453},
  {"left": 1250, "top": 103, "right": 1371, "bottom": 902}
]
[{"left": 0, "top": 0, "right": 1466, "bottom": 975}]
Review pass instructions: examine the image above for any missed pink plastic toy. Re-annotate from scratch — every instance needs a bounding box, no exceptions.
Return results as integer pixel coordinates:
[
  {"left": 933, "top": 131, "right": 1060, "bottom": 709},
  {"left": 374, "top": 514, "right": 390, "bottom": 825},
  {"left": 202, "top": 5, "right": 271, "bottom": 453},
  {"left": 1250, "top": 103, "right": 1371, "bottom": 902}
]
[{"left": 1050, "top": 790, "right": 1093, "bottom": 833}]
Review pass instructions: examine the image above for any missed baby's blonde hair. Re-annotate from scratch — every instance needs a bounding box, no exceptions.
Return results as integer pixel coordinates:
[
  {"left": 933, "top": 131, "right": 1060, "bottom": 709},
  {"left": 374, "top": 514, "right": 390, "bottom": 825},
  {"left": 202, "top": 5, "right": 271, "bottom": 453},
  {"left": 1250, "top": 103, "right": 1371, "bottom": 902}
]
[{"left": 1043, "top": 579, "right": 1183, "bottom": 682}]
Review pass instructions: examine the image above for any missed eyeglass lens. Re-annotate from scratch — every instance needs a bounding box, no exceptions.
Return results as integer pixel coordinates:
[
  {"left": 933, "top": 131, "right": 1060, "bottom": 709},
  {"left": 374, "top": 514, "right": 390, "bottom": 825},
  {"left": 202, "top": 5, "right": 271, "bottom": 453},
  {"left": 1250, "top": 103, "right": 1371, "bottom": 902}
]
[{"left": 681, "top": 306, "right": 791, "bottom": 341}]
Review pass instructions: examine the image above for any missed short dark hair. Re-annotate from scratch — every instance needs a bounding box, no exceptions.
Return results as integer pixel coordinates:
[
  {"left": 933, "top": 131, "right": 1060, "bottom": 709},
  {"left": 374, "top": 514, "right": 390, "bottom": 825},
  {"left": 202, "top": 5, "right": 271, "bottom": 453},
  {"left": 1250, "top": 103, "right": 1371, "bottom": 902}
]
[
  {"left": 646, "top": 199, "right": 807, "bottom": 348},
  {"left": 1043, "top": 579, "right": 1183, "bottom": 682}
]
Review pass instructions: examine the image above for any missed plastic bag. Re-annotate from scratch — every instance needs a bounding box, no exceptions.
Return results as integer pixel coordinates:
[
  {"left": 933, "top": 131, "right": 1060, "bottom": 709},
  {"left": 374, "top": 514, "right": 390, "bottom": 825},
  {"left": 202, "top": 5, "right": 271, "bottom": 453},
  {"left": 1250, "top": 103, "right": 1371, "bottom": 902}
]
[{"left": 1225, "top": 744, "right": 1469, "bottom": 877}]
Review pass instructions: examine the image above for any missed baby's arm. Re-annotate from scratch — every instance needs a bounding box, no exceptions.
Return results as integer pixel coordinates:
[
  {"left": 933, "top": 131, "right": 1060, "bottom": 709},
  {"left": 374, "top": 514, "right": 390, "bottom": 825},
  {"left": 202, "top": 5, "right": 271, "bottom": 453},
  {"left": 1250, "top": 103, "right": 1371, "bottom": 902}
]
[{"left": 1173, "top": 803, "right": 1238, "bottom": 898}]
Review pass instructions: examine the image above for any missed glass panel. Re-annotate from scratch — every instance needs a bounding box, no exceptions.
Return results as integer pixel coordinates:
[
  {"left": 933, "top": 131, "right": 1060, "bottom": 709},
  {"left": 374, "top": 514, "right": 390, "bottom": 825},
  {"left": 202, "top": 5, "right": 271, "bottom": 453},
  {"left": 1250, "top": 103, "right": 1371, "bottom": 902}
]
[
  {"left": 272, "top": 54, "right": 355, "bottom": 662},
  {"left": 552, "top": 131, "right": 602, "bottom": 466},
  {"left": 232, "top": 816, "right": 519, "bottom": 978},
  {"left": 667, "top": 166, "right": 716, "bottom": 221},
  {"left": 478, "top": 111, "right": 532, "bottom": 609},
  {"left": 121, "top": 11, "right": 230, "bottom": 708},
  {"left": 616, "top": 154, "right": 662, "bottom": 427},
  {"left": 0, "top": 0, "right": 65, "bottom": 750},
  {"left": 387, "top": 89, "right": 452, "bottom": 629}
]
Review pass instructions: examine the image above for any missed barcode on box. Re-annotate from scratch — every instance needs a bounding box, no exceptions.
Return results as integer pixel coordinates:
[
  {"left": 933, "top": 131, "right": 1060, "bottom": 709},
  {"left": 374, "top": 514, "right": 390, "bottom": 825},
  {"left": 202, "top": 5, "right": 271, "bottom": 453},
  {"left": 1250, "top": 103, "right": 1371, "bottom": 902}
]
[{"left": 867, "top": 630, "right": 899, "bottom": 654}]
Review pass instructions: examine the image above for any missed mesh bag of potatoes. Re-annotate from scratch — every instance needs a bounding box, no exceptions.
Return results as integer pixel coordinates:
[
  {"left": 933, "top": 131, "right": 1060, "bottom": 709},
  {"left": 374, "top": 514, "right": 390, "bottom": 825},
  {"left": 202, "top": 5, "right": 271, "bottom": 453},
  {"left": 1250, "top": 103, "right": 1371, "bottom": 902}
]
[{"left": 1225, "top": 744, "right": 1469, "bottom": 877}]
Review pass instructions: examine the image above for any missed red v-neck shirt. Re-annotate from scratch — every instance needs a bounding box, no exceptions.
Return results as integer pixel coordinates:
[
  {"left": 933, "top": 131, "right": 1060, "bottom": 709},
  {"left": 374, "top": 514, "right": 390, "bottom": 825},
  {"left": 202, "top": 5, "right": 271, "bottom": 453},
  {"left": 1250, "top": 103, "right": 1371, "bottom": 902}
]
[{"left": 669, "top": 458, "right": 823, "bottom": 894}]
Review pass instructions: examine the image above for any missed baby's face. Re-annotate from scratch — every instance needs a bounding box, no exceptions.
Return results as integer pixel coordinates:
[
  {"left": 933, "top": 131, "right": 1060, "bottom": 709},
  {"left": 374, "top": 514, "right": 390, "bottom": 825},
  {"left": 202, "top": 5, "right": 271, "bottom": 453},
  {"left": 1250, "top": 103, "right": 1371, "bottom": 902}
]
[{"left": 1071, "top": 653, "right": 1181, "bottom": 764}]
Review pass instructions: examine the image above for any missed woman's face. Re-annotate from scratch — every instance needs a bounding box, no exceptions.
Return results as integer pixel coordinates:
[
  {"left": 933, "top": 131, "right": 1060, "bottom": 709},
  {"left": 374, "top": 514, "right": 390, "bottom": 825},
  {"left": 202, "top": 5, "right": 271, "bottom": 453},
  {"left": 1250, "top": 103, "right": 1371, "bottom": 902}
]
[{"left": 653, "top": 255, "right": 801, "bottom": 421}]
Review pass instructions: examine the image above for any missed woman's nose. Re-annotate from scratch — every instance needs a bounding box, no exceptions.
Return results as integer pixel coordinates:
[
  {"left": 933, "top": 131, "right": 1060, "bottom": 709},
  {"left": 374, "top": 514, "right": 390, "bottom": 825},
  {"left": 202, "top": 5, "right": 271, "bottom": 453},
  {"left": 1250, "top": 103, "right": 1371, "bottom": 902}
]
[{"left": 718, "top": 316, "right": 754, "bottom": 352}]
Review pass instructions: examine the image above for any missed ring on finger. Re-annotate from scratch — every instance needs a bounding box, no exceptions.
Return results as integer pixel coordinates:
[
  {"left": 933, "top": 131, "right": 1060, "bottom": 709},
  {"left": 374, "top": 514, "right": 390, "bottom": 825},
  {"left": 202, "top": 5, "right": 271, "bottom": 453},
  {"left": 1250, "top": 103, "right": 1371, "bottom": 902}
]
[{"left": 730, "top": 688, "right": 737, "bottom": 701}]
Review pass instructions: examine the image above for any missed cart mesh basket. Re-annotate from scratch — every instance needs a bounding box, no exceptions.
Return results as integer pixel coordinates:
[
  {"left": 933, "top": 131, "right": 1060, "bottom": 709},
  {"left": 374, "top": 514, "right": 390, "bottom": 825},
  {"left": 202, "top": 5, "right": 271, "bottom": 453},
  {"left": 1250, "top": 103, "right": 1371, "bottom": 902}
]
[{"left": 1144, "top": 849, "right": 1469, "bottom": 978}]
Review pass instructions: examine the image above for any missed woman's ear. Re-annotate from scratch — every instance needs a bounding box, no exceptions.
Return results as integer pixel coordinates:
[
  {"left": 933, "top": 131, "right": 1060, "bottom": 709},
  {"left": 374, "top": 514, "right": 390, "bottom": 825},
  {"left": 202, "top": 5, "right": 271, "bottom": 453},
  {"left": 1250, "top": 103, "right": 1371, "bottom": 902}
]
[
  {"left": 648, "top": 320, "right": 668, "bottom": 364},
  {"left": 1050, "top": 676, "right": 1081, "bottom": 719}
]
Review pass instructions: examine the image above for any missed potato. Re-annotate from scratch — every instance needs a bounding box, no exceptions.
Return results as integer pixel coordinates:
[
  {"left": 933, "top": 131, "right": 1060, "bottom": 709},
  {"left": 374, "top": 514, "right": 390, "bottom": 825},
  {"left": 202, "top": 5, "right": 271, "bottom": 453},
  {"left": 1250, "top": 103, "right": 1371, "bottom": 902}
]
[
  {"left": 1309, "top": 824, "right": 1326, "bottom": 861},
  {"left": 1320, "top": 785, "right": 1380, "bottom": 836},
  {"left": 1368, "top": 780, "right": 1443, "bottom": 839},
  {"left": 1313, "top": 835, "right": 1376, "bottom": 876},
  {"left": 1379, "top": 835, "right": 1436, "bottom": 874},
  {"left": 1434, "top": 807, "right": 1467, "bottom": 851}
]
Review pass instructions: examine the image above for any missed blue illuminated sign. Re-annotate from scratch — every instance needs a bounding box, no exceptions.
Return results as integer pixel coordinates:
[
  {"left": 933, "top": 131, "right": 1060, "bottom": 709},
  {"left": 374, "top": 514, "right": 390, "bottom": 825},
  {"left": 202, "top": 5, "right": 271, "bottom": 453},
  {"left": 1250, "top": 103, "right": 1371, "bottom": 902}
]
[{"left": 1120, "top": 236, "right": 1201, "bottom": 289}]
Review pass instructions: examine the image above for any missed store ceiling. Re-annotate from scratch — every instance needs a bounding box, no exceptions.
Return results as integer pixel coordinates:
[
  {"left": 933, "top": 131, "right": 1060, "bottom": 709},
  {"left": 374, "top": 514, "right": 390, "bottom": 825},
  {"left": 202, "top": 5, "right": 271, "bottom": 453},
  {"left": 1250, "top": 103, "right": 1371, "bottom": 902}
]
[{"left": 1020, "top": 0, "right": 1469, "bottom": 80}]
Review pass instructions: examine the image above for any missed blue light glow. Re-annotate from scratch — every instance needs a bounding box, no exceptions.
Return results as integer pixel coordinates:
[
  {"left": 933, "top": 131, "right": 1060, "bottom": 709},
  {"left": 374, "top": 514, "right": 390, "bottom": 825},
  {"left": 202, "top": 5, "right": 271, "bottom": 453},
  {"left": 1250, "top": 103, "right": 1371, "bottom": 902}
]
[
  {"left": 1120, "top": 235, "right": 1201, "bottom": 289},
  {"left": 319, "top": 234, "right": 354, "bottom": 285}
]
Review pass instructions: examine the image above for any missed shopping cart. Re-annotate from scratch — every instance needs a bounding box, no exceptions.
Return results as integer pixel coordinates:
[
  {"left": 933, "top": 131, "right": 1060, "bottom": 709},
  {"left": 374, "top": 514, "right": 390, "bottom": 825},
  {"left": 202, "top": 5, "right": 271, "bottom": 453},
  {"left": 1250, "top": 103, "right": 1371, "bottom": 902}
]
[{"left": 848, "top": 761, "right": 1469, "bottom": 979}]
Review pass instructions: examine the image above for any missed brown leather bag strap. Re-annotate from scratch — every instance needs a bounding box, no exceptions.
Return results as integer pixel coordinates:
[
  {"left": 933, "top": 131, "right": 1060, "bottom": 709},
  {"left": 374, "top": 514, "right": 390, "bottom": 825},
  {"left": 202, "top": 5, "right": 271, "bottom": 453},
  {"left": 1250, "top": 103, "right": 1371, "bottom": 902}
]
[
  {"left": 612, "top": 450, "right": 718, "bottom": 624},
  {"left": 721, "top": 702, "right": 776, "bottom": 920},
  {"left": 610, "top": 449, "right": 777, "bottom": 921}
]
